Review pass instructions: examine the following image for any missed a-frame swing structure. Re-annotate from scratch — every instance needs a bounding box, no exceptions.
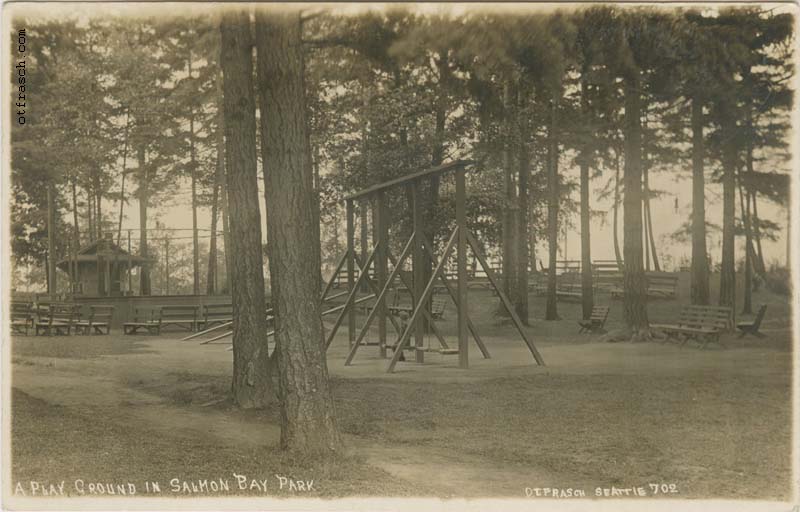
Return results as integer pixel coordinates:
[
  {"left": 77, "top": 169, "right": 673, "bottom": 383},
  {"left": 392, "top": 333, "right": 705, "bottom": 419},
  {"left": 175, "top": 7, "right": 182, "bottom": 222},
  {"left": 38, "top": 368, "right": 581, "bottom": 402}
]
[{"left": 320, "top": 160, "right": 545, "bottom": 373}]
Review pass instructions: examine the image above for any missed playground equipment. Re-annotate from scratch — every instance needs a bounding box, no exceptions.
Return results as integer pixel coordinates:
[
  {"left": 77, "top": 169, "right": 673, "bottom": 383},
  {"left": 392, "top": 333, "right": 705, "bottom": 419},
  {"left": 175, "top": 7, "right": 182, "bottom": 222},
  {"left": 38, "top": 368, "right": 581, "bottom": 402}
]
[{"left": 320, "top": 160, "right": 545, "bottom": 373}]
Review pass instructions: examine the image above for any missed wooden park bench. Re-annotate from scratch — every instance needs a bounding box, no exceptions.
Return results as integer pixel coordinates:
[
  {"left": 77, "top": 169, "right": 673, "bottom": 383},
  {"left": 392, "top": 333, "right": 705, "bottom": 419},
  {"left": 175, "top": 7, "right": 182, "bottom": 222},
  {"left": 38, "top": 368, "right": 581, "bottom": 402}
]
[
  {"left": 202, "top": 303, "right": 233, "bottom": 329},
  {"left": 651, "top": 305, "right": 732, "bottom": 349},
  {"left": 593, "top": 260, "right": 623, "bottom": 292},
  {"left": 578, "top": 306, "right": 610, "bottom": 334},
  {"left": 34, "top": 303, "right": 79, "bottom": 336},
  {"left": 75, "top": 305, "right": 115, "bottom": 335},
  {"left": 610, "top": 272, "right": 680, "bottom": 300},
  {"left": 123, "top": 307, "right": 162, "bottom": 335},
  {"left": 646, "top": 272, "right": 679, "bottom": 299},
  {"left": 159, "top": 305, "right": 200, "bottom": 332},
  {"left": 737, "top": 304, "right": 767, "bottom": 339},
  {"left": 10, "top": 301, "right": 34, "bottom": 335}
]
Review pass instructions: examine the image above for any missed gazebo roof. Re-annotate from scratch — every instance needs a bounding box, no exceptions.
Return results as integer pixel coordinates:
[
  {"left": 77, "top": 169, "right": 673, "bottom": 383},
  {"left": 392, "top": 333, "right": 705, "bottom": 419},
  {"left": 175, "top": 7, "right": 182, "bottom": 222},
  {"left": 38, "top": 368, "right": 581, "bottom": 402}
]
[{"left": 56, "top": 238, "right": 150, "bottom": 270}]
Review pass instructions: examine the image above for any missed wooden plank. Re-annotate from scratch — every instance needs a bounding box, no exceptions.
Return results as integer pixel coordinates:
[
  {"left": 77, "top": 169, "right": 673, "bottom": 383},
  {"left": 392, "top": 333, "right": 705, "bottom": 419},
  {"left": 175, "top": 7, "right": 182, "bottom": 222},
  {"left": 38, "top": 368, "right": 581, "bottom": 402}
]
[
  {"left": 343, "top": 160, "right": 472, "bottom": 201},
  {"left": 466, "top": 229, "right": 545, "bottom": 366},
  {"left": 181, "top": 320, "right": 232, "bottom": 341}
]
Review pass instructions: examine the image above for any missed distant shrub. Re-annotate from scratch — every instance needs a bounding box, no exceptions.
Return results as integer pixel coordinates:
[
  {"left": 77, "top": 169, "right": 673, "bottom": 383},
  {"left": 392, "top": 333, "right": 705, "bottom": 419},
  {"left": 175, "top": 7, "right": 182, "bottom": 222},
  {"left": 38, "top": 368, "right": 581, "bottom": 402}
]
[{"left": 765, "top": 267, "right": 792, "bottom": 296}]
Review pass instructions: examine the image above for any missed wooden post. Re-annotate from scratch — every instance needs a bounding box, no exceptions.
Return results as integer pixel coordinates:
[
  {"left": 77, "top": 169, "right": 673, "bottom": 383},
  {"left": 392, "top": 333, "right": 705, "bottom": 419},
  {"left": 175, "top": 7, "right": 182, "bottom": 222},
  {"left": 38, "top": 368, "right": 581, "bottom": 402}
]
[
  {"left": 360, "top": 201, "right": 369, "bottom": 293},
  {"left": 412, "top": 182, "right": 424, "bottom": 363},
  {"left": 346, "top": 199, "right": 356, "bottom": 347},
  {"left": 456, "top": 167, "right": 468, "bottom": 368},
  {"left": 127, "top": 230, "right": 132, "bottom": 295},
  {"left": 376, "top": 191, "right": 388, "bottom": 358}
]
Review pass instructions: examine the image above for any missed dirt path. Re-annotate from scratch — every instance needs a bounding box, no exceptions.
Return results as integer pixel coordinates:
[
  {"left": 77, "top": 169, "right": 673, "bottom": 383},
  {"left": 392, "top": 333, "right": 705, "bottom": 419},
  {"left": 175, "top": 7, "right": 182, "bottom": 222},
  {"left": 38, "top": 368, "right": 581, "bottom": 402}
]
[{"left": 11, "top": 328, "right": 792, "bottom": 498}]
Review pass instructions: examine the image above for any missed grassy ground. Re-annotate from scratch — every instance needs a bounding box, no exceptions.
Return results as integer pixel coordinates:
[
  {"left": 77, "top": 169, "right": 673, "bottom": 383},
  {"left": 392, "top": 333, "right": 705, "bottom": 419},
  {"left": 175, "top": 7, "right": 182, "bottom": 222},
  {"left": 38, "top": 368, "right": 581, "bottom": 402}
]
[{"left": 8, "top": 274, "right": 794, "bottom": 500}]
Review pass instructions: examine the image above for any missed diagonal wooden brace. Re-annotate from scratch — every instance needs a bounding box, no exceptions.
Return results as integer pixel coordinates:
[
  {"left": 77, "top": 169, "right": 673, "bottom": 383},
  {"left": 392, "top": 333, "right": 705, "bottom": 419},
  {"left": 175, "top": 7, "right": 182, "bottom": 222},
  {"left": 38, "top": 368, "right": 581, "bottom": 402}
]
[{"left": 387, "top": 227, "right": 458, "bottom": 373}]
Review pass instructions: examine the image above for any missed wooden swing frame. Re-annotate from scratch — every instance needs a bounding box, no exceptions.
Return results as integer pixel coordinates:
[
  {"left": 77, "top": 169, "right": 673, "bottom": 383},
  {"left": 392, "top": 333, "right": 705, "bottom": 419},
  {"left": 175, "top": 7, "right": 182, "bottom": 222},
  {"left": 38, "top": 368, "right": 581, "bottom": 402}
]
[{"left": 320, "top": 160, "right": 545, "bottom": 373}]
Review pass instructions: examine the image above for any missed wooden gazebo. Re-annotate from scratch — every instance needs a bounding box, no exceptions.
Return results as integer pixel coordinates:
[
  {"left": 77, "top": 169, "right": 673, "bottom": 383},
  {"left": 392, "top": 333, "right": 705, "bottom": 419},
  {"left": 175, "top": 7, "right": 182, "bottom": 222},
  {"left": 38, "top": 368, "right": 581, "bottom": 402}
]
[{"left": 57, "top": 234, "right": 149, "bottom": 297}]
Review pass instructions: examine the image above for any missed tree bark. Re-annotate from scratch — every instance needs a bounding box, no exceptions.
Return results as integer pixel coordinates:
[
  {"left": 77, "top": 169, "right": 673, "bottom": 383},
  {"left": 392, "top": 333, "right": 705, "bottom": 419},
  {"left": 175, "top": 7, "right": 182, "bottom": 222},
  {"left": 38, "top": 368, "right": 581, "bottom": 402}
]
[
  {"left": 579, "top": 72, "right": 594, "bottom": 320},
  {"left": 516, "top": 115, "right": 530, "bottom": 325},
  {"left": 220, "top": 10, "right": 273, "bottom": 409},
  {"left": 718, "top": 105, "right": 737, "bottom": 313},
  {"left": 738, "top": 175, "right": 753, "bottom": 314},
  {"left": 501, "top": 82, "right": 517, "bottom": 314},
  {"left": 690, "top": 95, "right": 710, "bottom": 305},
  {"left": 137, "top": 146, "right": 151, "bottom": 296},
  {"left": 545, "top": 96, "right": 560, "bottom": 321},
  {"left": 255, "top": 9, "right": 340, "bottom": 455},
  {"left": 643, "top": 165, "right": 660, "bottom": 271},
  {"left": 622, "top": 77, "right": 648, "bottom": 332},
  {"left": 612, "top": 147, "right": 623, "bottom": 268}
]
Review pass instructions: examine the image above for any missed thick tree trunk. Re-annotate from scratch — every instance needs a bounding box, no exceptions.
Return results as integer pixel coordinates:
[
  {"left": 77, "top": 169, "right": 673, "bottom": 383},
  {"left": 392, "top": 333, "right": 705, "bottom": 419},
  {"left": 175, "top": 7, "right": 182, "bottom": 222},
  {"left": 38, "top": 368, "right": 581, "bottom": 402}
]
[
  {"left": 255, "top": 10, "right": 340, "bottom": 455},
  {"left": 622, "top": 77, "right": 648, "bottom": 332},
  {"left": 718, "top": 107, "right": 737, "bottom": 313},
  {"left": 690, "top": 96, "right": 710, "bottom": 305},
  {"left": 738, "top": 177, "right": 753, "bottom": 314},
  {"left": 220, "top": 10, "right": 273, "bottom": 409},
  {"left": 643, "top": 166, "right": 660, "bottom": 271},
  {"left": 516, "top": 125, "right": 530, "bottom": 325},
  {"left": 137, "top": 146, "right": 151, "bottom": 296},
  {"left": 501, "top": 82, "right": 517, "bottom": 312},
  {"left": 545, "top": 97, "right": 560, "bottom": 321},
  {"left": 579, "top": 73, "right": 593, "bottom": 321},
  {"left": 612, "top": 148, "right": 623, "bottom": 268}
]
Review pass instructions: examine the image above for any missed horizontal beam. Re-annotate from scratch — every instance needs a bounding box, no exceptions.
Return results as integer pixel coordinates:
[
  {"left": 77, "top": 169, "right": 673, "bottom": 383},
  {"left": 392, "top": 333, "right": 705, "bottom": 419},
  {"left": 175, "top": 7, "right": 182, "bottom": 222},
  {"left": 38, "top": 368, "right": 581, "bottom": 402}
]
[{"left": 343, "top": 160, "right": 474, "bottom": 201}]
